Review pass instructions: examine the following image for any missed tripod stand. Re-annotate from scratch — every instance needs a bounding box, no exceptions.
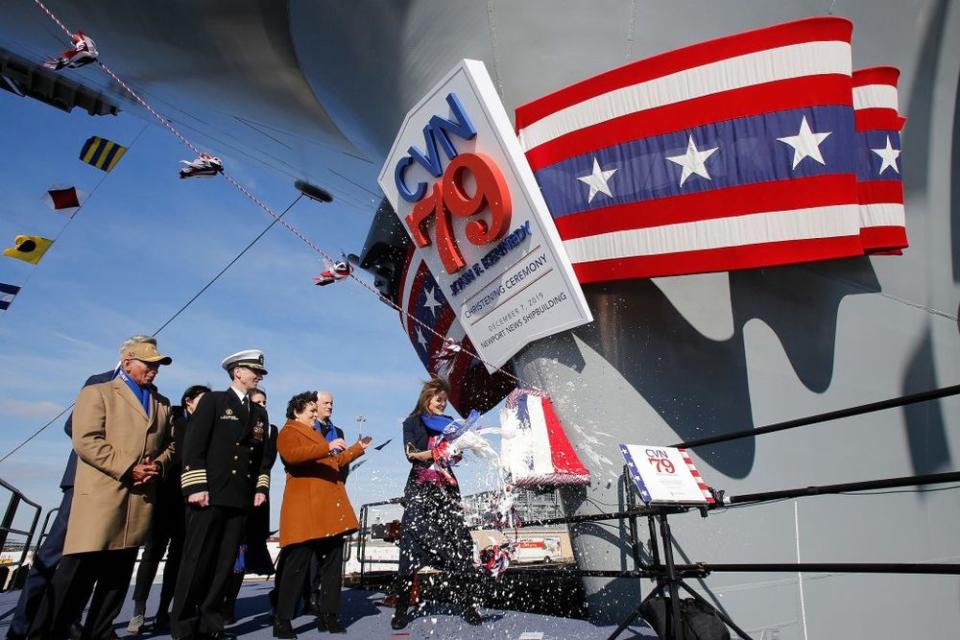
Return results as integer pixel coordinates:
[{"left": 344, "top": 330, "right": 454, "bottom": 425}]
[{"left": 608, "top": 507, "right": 753, "bottom": 640}]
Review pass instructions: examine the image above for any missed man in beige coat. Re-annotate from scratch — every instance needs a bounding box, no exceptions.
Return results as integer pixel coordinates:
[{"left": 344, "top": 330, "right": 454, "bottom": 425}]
[{"left": 31, "top": 337, "right": 175, "bottom": 640}]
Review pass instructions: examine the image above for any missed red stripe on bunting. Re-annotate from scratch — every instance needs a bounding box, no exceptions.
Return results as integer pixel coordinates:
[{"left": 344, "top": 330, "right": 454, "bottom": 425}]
[
  {"left": 554, "top": 175, "right": 856, "bottom": 240},
  {"left": 854, "top": 109, "right": 906, "bottom": 132},
  {"left": 852, "top": 66, "right": 900, "bottom": 87},
  {"left": 857, "top": 181, "right": 904, "bottom": 204},
  {"left": 525, "top": 76, "right": 853, "bottom": 170},
  {"left": 541, "top": 394, "right": 590, "bottom": 477},
  {"left": 516, "top": 17, "right": 852, "bottom": 130},
  {"left": 861, "top": 226, "right": 908, "bottom": 253},
  {"left": 571, "top": 236, "right": 864, "bottom": 284}
]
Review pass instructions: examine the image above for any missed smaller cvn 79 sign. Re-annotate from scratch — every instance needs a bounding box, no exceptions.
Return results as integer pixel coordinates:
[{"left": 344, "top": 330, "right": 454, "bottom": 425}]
[{"left": 379, "top": 59, "right": 592, "bottom": 372}]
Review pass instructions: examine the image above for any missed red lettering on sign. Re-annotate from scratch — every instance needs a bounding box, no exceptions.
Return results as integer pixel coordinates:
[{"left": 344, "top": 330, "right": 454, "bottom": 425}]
[
  {"left": 649, "top": 458, "right": 676, "bottom": 474},
  {"left": 404, "top": 152, "right": 512, "bottom": 274}
]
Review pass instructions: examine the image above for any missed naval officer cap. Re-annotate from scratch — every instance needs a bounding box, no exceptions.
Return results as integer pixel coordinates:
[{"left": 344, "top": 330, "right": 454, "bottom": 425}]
[{"left": 221, "top": 349, "right": 268, "bottom": 375}]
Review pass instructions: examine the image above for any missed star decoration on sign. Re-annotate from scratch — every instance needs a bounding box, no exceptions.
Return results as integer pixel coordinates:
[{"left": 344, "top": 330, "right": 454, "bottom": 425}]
[
  {"left": 777, "top": 116, "right": 831, "bottom": 169},
  {"left": 871, "top": 135, "right": 901, "bottom": 175},
  {"left": 666, "top": 135, "right": 719, "bottom": 187},
  {"left": 422, "top": 284, "right": 441, "bottom": 317},
  {"left": 577, "top": 157, "right": 617, "bottom": 203}
]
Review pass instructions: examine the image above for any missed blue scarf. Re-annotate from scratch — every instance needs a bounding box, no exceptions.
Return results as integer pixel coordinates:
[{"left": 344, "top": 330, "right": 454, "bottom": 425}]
[
  {"left": 420, "top": 413, "right": 455, "bottom": 434},
  {"left": 315, "top": 420, "right": 341, "bottom": 452},
  {"left": 118, "top": 368, "right": 151, "bottom": 417}
]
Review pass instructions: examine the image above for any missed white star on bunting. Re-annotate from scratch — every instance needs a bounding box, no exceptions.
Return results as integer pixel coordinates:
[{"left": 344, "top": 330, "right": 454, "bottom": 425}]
[
  {"left": 777, "top": 116, "right": 831, "bottom": 169},
  {"left": 871, "top": 135, "right": 901, "bottom": 175},
  {"left": 577, "top": 157, "right": 617, "bottom": 203},
  {"left": 422, "top": 284, "right": 441, "bottom": 318},
  {"left": 666, "top": 135, "right": 719, "bottom": 188},
  {"left": 415, "top": 327, "right": 428, "bottom": 350}
]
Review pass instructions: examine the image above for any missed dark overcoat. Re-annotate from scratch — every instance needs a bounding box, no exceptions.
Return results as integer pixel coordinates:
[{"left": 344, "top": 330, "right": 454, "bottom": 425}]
[
  {"left": 180, "top": 389, "right": 271, "bottom": 508},
  {"left": 397, "top": 414, "right": 474, "bottom": 576}
]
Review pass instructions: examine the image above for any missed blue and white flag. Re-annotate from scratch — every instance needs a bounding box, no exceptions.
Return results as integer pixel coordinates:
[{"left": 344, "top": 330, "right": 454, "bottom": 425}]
[{"left": 0, "top": 282, "right": 21, "bottom": 310}]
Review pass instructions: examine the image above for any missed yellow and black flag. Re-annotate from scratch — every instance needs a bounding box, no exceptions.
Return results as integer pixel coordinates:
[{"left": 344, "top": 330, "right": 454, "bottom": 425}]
[
  {"left": 3, "top": 235, "right": 54, "bottom": 265},
  {"left": 79, "top": 136, "right": 127, "bottom": 172}
]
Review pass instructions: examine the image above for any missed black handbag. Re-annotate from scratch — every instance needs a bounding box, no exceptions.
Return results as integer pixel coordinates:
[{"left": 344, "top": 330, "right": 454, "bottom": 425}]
[{"left": 639, "top": 596, "right": 731, "bottom": 640}]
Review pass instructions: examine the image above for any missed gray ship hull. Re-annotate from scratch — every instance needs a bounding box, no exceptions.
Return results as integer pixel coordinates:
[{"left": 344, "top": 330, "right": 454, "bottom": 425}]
[{"left": 306, "top": 4, "right": 959, "bottom": 635}]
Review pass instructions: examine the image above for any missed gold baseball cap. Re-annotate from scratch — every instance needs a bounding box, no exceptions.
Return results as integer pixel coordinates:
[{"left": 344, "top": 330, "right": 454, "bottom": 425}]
[{"left": 124, "top": 342, "right": 172, "bottom": 365}]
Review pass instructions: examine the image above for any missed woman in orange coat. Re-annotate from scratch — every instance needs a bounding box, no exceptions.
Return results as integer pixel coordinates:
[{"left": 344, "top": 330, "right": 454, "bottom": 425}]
[{"left": 273, "top": 391, "right": 371, "bottom": 638}]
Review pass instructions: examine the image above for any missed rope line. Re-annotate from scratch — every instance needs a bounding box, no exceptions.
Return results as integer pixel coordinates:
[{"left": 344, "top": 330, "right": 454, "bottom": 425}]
[
  {"left": 0, "top": 407, "right": 72, "bottom": 465},
  {"left": 29, "top": 0, "right": 538, "bottom": 393},
  {"left": 151, "top": 193, "right": 303, "bottom": 336},
  {"left": 1, "top": 193, "right": 301, "bottom": 464},
  {"left": 2, "top": 122, "right": 149, "bottom": 324}
]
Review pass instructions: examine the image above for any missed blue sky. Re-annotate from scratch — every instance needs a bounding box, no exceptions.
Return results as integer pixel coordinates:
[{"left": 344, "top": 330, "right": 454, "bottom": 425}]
[{"left": 0, "top": 87, "right": 503, "bottom": 529}]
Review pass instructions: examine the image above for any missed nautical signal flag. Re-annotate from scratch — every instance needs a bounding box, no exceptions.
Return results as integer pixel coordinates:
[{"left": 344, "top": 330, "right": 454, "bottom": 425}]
[
  {"left": 0, "top": 283, "right": 20, "bottom": 311},
  {"left": 79, "top": 136, "right": 127, "bottom": 172},
  {"left": 515, "top": 17, "right": 904, "bottom": 283},
  {"left": 45, "top": 186, "right": 82, "bottom": 215},
  {"left": 3, "top": 235, "right": 54, "bottom": 265}
]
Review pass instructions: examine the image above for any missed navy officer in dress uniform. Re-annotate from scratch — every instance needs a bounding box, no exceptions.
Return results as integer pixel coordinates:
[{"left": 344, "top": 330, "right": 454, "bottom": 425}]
[{"left": 170, "top": 350, "right": 271, "bottom": 640}]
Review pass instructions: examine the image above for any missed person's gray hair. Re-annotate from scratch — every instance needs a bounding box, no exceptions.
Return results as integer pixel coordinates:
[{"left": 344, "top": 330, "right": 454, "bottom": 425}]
[{"left": 118, "top": 334, "right": 156, "bottom": 357}]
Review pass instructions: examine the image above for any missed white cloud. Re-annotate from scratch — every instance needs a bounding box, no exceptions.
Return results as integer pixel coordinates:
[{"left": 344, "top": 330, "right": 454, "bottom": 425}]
[{"left": 1, "top": 399, "right": 66, "bottom": 419}]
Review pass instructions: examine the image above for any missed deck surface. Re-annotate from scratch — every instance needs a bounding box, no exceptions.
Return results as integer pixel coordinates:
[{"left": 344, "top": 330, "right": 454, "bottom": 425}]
[{"left": 0, "top": 582, "right": 657, "bottom": 639}]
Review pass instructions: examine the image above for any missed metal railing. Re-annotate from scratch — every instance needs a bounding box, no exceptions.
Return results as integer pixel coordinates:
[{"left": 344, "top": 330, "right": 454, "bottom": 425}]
[
  {"left": 355, "top": 497, "right": 403, "bottom": 587},
  {"left": 352, "top": 385, "right": 960, "bottom": 590},
  {"left": 0, "top": 477, "right": 43, "bottom": 593},
  {"left": 672, "top": 383, "right": 960, "bottom": 449},
  {"left": 32, "top": 507, "right": 59, "bottom": 557}
]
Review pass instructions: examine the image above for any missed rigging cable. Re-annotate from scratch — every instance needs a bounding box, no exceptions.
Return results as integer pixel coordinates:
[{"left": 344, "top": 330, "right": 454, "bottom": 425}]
[
  {"left": 1, "top": 121, "right": 149, "bottom": 322},
  {"left": 30, "top": 0, "right": 538, "bottom": 395},
  {"left": 0, "top": 193, "right": 303, "bottom": 465}
]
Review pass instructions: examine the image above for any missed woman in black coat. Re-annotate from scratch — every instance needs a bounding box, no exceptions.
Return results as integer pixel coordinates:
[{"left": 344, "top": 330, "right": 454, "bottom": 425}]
[{"left": 391, "top": 378, "right": 482, "bottom": 630}]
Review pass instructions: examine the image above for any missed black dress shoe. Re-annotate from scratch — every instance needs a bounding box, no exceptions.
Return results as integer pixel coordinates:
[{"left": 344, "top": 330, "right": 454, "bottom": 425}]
[
  {"left": 463, "top": 605, "right": 482, "bottom": 626},
  {"left": 390, "top": 607, "right": 409, "bottom": 630},
  {"left": 272, "top": 620, "right": 297, "bottom": 639},
  {"left": 153, "top": 611, "right": 171, "bottom": 632},
  {"left": 316, "top": 613, "right": 346, "bottom": 634},
  {"left": 205, "top": 632, "right": 237, "bottom": 640},
  {"left": 302, "top": 595, "right": 321, "bottom": 616}
]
